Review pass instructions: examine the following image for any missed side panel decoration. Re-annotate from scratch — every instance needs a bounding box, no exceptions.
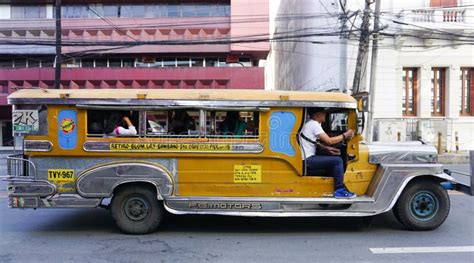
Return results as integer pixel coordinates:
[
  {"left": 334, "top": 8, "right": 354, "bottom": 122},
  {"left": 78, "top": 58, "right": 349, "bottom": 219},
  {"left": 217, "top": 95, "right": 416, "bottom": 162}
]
[
  {"left": 76, "top": 162, "right": 174, "bottom": 199},
  {"left": 269, "top": 111, "right": 296, "bottom": 156},
  {"left": 58, "top": 109, "right": 77, "bottom": 150}
]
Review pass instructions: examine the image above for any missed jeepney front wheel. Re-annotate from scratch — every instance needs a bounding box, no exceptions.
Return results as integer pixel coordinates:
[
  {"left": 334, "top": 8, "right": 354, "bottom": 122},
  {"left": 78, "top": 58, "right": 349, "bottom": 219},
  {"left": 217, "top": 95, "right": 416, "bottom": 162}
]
[
  {"left": 394, "top": 179, "right": 450, "bottom": 231},
  {"left": 111, "top": 185, "right": 163, "bottom": 234}
]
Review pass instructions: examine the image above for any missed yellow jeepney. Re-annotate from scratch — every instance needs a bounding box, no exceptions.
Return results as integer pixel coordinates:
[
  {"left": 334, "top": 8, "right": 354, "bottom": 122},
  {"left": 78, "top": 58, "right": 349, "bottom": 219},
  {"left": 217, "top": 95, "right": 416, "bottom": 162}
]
[{"left": 4, "top": 89, "right": 470, "bottom": 234}]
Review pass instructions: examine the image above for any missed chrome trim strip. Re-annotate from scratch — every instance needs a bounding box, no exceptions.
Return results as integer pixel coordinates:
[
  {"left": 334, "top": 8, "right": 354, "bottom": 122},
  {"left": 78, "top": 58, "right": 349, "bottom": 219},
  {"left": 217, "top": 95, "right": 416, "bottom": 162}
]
[
  {"left": 5, "top": 179, "right": 56, "bottom": 197},
  {"left": 83, "top": 141, "right": 264, "bottom": 153},
  {"left": 166, "top": 196, "right": 374, "bottom": 203},
  {"left": 77, "top": 104, "right": 272, "bottom": 112},
  {"left": 24, "top": 140, "right": 53, "bottom": 152},
  {"left": 10, "top": 98, "right": 357, "bottom": 109},
  {"left": 164, "top": 204, "right": 377, "bottom": 217},
  {"left": 9, "top": 194, "right": 103, "bottom": 208}
]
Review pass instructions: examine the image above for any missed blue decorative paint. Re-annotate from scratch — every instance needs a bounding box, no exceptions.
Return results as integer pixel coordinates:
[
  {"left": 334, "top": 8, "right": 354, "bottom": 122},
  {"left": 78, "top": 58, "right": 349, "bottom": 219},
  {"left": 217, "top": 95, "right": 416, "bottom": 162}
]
[
  {"left": 58, "top": 109, "right": 77, "bottom": 150},
  {"left": 269, "top": 111, "right": 296, "bottom": 156}
]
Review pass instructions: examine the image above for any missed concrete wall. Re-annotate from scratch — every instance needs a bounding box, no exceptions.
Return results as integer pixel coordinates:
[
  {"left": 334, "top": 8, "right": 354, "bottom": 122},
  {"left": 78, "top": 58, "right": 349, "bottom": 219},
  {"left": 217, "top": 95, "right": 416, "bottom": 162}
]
[
  {"left": 230, "top": 0, "right": 269, "bottom": 54},
  {"left": 267, "top": 0, "right": 345, "bottom": 91}
]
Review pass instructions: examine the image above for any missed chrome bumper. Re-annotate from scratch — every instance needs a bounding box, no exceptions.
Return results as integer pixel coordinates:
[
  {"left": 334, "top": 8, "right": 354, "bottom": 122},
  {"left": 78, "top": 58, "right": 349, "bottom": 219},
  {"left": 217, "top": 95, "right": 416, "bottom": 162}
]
[{"left": 3, "top": 154, "right": 100, "bottom": 208}]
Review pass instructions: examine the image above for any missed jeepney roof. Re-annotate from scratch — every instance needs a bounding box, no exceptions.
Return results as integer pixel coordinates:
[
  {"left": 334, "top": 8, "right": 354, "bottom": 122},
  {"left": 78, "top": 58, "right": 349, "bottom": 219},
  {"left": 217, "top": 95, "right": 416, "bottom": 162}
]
[{"left": 8, "top": 89, "right": 357, "bottom": 109}]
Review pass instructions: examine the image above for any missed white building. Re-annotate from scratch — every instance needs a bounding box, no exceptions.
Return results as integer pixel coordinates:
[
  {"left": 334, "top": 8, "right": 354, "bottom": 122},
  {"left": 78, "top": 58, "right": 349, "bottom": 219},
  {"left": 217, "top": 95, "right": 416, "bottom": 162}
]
[{"left": 267, "top": 0, "right": 474, "bottom": 151}]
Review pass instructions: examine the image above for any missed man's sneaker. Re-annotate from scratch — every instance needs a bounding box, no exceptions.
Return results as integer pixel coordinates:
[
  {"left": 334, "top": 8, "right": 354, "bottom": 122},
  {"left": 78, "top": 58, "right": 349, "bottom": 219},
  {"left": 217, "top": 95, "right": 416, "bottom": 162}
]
[{"left": 334, "top": 188, "right": 356, "bottom": 199}]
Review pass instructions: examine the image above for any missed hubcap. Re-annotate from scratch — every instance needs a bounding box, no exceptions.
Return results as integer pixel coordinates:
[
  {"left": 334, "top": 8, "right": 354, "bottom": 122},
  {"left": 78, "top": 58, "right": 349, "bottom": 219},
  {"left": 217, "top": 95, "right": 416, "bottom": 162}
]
[
  {"left": 124, "top": 197, "right": 149, "bottom": 221},
  {"left": 409, "top": 191, "right": 438, "bottom": 221}
]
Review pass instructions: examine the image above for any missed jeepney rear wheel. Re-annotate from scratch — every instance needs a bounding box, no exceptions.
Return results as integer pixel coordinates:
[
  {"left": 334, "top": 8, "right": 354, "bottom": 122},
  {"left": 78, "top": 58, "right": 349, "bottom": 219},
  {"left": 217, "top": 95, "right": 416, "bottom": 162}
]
[
  {"left": 111, "top": 185, "right": 163, "bottom": 234},
  {"left": 394, "top": 179, "right": 450, "bottom": 231}
]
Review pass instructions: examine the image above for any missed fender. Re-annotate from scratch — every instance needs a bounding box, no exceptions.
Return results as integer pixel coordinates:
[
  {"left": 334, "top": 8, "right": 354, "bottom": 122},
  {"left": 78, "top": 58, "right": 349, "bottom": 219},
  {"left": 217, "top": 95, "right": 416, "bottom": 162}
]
[
  {"left": 384, "top": 172, "right": 455, "bottom": 213},
  {"left": 76, "top": 161, "right": 174, "bottom": 200},
  {"left": 365, "top": 163, "right": 455, "bottom": 215}
]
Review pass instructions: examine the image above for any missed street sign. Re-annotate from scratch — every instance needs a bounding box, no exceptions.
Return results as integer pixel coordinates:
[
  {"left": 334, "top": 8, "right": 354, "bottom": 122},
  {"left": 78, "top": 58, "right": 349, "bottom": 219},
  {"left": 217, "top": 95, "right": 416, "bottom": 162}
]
[{"left": 12, "top": 110, "right": 39, "bottom": 133}]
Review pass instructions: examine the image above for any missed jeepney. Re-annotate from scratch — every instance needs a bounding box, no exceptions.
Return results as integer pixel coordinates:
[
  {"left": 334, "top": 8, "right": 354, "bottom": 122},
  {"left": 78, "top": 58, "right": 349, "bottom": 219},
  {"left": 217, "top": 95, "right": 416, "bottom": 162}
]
[{"left": 3, "top": 89, "right": 472, "bottom": 234}]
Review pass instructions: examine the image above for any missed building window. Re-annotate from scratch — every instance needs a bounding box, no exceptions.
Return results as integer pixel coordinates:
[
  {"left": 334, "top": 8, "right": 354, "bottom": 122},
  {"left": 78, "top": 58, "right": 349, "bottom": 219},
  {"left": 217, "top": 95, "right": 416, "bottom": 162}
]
[
  {"left": 28, "top": 60, "right": 40, "bottom": 68},
  {"left": 62, "top": 5, "right": 90, "bottom": 18},
  {"left": 431, "top": 68, "right": 446, "bottom": 116},
  {"left": 402, "top": 68, "right": 418, "bottom": 116},
  {"left": 0, "top": 59, "right": 13, "bottom": 68},
  {"left": 51, "top": 4, "right": 230, "bottom": 19},
  {"left": 41, "top": 60, "right": 54, "bottom": 68},
  {"left": 460, "top": 68, "right": 473, "bottom": 116},
  {"left": 81, "top": 58, "right": 94, "bottom": 67},
  {"left": 11, "top": 6, "right": 46, "bottom": 19},
  {"left": 95, "top": 59, "right": 108, "bottom": 68},
  {"left": 13, "top": 59, "right": 26, "bottom": 68}
]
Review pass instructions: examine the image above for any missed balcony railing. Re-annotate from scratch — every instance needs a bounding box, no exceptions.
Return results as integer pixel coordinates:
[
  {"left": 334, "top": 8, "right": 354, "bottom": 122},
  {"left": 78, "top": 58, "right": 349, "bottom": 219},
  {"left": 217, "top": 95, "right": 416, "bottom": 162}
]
[{"left": 403, "top": 6, "right": 472, "bottom": 25}]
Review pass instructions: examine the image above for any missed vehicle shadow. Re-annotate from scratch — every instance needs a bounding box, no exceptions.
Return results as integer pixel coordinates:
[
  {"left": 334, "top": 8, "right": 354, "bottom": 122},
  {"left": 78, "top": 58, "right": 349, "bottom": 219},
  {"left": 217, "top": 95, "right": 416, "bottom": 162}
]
[
  {"left": 159, "top": 211, "right": 406, "bottom": 233},
  {"left": 23, "top": 208, "right": 406, "bottom": 234}
]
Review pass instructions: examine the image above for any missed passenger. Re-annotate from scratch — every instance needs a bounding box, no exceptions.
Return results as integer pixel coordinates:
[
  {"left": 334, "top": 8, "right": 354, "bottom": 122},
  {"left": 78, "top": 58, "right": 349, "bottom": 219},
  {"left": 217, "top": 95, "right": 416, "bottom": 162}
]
[
  {"left": 300, "top": 108, "right": 355, "bottom": 198},
  {"left": 114, "top": 116, "right": 137, "bottom": 136},
  {"left": 219, "top": 111, "right": 247, "bottom": 136},
  {"left": 170, "top": 110, "right": 196, "bottom": 135}
]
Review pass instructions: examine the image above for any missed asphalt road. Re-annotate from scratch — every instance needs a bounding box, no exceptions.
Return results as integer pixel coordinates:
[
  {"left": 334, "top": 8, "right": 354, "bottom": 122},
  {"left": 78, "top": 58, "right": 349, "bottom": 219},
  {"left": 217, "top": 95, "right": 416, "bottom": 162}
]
[
  {"left": 0, "top": 193, "right": 473, "bottom": 263},
  {"left": 0, "top": 155, "right": 473, "bottom": 262}
]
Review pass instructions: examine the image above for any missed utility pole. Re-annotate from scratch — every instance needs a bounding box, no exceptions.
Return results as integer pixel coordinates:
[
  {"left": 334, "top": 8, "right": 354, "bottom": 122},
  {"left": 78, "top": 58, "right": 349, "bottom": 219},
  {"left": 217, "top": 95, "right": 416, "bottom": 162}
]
[
  {"left": 339, "top": 0, "right": 348, "bottom": 94},
  {"left": 366, "top": 0, "right": 381, "bottom": 142},
  {"left": 351, "top": 0, "right": 372, "bottom": 94},
  {"left": 54, "top": 0, "right": 61, "bottom": 89}
]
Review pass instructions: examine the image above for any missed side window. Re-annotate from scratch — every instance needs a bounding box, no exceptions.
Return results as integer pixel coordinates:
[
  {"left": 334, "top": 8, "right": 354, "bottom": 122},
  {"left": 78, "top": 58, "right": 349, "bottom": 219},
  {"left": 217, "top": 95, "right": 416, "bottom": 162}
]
[
  {"left": 87, "top": 110, "right": 139, "bottom": 137},
  {"left": 206, "top": 111, "right": 259, "bottom": 138},
  {"left": 145, "top": 110, "right": 168, "bottom": 135},
  {"left": 145, "top": 109, "right": 200, "bottom": 136}
]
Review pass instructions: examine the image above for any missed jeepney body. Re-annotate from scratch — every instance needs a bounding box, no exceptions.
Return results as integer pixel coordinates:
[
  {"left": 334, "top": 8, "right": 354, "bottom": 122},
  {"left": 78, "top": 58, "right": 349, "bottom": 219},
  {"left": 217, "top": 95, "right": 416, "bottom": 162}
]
[{"left": 3, "top": 89, "right": 469, "bottom": 224}]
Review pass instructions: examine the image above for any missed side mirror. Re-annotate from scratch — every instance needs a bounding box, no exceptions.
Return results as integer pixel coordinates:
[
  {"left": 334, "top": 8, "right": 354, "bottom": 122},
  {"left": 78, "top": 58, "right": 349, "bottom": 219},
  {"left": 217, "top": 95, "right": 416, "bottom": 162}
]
[{"left": 352, "top": 92, "right": 369, "bottom": 112}]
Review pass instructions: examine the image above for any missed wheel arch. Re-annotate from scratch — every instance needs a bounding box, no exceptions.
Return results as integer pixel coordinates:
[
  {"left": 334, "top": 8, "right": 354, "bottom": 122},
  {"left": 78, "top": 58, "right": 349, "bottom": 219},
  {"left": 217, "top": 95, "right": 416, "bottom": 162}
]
[
  {"left": 112, "top": 180, "right": 162, "bottom": 200},
  {"left": 386, "top": 173, "right": 453, "bottom": 212},
  {"left": 76, "top": 161, "right": 174, "bottom": 200}
]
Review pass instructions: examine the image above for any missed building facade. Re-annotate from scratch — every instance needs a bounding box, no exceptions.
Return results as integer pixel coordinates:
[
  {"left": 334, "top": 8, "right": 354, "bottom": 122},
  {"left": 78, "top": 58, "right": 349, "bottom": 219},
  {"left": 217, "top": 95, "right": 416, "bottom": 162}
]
[
  {"left": 0, "top": 0, "right": 270, "bottom": 147},
  {"left": 268, "top": 0, "right": 474, "bottom": 151}
]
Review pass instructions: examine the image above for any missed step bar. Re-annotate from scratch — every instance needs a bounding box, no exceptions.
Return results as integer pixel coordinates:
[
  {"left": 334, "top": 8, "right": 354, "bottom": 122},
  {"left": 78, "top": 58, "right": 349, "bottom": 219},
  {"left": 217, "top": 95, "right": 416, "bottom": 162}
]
[{"left": 164, "top": 196, "right": 377, "bottom": 217}]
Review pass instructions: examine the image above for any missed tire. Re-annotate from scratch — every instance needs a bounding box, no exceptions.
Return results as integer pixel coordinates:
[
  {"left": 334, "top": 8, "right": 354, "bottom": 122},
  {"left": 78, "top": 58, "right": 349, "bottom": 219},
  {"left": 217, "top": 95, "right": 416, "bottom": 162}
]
[
  {"left": 111, "top": 185, "right": 163, "bottom": 234},
  {"left": 394, "top": 179, "right": 450, "bottom": 231}
]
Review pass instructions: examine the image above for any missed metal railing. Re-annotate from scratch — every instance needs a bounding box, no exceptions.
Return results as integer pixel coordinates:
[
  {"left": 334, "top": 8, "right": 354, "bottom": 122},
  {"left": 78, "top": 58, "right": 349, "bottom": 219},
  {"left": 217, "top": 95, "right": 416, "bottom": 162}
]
[{"left": 4, "top": 154, "right": 37, "bottom": 179}]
